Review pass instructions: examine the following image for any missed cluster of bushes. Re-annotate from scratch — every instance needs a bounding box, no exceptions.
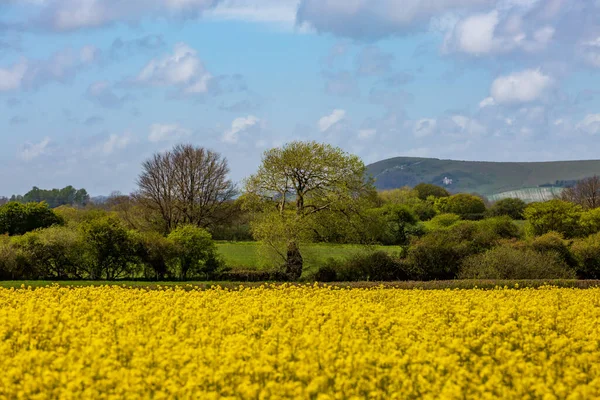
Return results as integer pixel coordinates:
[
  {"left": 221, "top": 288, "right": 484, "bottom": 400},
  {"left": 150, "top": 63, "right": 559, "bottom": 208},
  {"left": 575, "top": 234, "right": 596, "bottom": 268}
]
[
  {"left": 0, "top": 206, "right": 225, "bottom": 280},
  {"left": 314, "top": 219, "right": 600, "bottom": 282}
]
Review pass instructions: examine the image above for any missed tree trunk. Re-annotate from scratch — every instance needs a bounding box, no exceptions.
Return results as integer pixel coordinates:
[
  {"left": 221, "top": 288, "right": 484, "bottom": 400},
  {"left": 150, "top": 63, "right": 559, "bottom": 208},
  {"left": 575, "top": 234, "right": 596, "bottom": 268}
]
[{"left": 285, "top": 241, "right": 303, "bottom": 280}]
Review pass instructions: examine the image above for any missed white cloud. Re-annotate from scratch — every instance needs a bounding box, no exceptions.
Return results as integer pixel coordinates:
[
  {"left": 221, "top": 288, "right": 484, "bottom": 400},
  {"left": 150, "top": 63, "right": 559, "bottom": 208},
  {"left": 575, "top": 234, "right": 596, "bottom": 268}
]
[
  {"left": 296, "top": 0, "right": 494, "bottom": 39},
  {"left": 20, "top": 137, "right": 51, "bottom": 161},
  {"left": 412, "top": 118, "right": 437, "bottom": 138},
  {"left": 206, "top": 0, "right": 299, "bottom": 24},
  {"left": 149, "top": 123, "right": 192, "bottom": 142},
  {"left": 489, "top": 69, "right": 552, "bottom": 104},
  {"left": 135, "top": 43, "right": 212, "bottom": 94},
  {"left": 40, "top": 0, "right": 220, "bottom": 31},
  {"left": 86, "top": 81, "right": 127, "bottom": 108},
  {"left": 577, "top": 114, "right": 600, "bottom": 135},
  {"left": 579, "top": 37, "right": 600, "bottom": 68},
  {"left": 318, "top": 109, "right": 346, "bottom": 132},
  {"left": 479, "top": 96, "right": 496, "bottom": 108},
  {"left": 451, "top": 10, "right": 499, "bottom": 55},
  {"left": 102, "top": 133, "right": 132, "bottom": 155},
  {"left": 0, "top": 45, "right": 101, "bottom": 92},
  {"left": 0, "top": 60, "right": 27, "bottom": 92},
  {"left": 358, "top": 129, "right": 376, "bottom": 140},
  {"left": 222, "top": 115, "right": 260, "bottom": 144}
]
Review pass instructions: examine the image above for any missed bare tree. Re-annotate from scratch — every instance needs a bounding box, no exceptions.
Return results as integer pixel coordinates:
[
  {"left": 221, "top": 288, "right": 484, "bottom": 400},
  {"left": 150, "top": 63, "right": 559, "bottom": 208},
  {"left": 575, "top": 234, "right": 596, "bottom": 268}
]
[
  {"left": 560, "top": 176, "right": 600, "bottom": 210},
  {"left": 137, "top": 144, "right": 237, "bottom": 233}
]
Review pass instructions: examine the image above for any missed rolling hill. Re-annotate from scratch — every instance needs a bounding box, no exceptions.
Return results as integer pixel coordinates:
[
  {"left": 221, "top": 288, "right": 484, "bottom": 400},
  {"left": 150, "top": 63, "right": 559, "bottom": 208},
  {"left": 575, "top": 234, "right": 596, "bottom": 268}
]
[{"left": 367, "top": 157, "right": 600, "bottom": 201}]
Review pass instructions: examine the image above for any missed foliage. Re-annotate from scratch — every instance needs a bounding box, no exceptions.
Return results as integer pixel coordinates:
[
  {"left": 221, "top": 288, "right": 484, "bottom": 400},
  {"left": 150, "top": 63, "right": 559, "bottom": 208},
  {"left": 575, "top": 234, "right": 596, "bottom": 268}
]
[
  {"left": 487, "top": 198, "right": 527, "bottom": 220},
  {"left": 413, "top": 183, "right": 450, "bottom": 200},
  {"left": 524, "top": 200, "right": 582, "bottom": 238},
  {"left": 132, "top": 231, "right": 177, "bottom": 280},
  {"left": 318, "top": 251, "right": 411, "bottom": 282},
  {"left": 0, "top": 202, "right": 64, "bottom": 236},
  {"left": 81, "top": 216, "right": 139, "bottom": 280},
  {"left": 571, "top": 233, "right": 600, "bottom": 279},
  {"left": 168, "top": 225, "right": 221, "bottom": 280},
  {"left": 12, "top": 226, "right": 86, "bottom": 279},
  {"left": 9, "top": 186, "right": 90, "bottom": 208},
  {"left": 434, "top": 193, "right": 487, "bottom": 219},
  {"left": 459, "top": 246, "right": 575, "bottom": 279},
  {"left": 244, "top": 141, "right": 376, "bottom": 279},
  {"left": 423, "top": 213, "right": 461, "bottom": 231},
  {"left": 579, "top": 208, "right": 600, "bottom": 236},
  {"left": 378, "top": 187, "right": 436, "bottom": 221}
]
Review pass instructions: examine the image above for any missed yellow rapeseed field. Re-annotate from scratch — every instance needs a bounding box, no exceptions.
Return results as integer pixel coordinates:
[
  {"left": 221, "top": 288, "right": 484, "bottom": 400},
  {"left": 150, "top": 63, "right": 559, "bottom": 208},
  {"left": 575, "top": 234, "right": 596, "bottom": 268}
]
[{"left": 1, "top": 285, "right": 600, "bottom": 399}]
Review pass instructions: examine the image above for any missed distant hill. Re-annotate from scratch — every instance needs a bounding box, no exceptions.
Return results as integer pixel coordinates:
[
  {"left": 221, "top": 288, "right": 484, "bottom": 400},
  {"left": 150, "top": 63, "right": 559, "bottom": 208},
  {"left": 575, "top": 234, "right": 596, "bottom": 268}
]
[{"left": 367, "top": 157, "right": 600, "bottom": 201}]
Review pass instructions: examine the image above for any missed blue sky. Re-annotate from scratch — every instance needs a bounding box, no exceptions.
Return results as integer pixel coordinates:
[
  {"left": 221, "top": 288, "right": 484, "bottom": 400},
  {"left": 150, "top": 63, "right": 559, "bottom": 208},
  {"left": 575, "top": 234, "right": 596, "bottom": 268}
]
[{"left": 1, "top": 0, "right": 600, "bottom": 196}]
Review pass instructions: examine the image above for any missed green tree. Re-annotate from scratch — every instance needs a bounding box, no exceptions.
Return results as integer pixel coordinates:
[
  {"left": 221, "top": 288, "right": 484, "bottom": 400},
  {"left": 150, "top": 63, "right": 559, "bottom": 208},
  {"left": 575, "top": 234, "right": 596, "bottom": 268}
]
[
  {"left": 413, "top": 183, "right": 450, "bottom": 200},
  {"left": 133, "top": 231, "right": 177, "bottom": 280},
  {"left": 434, "top": 193, "right": 486, "bottom": 219},
  {"left": 244, "top": 141, "right": 375, "bottom": 280},
  {"left": 0, "top": 202, "right": 63, "bottom": 236},
  {"left": 380, "top": 204, "right": 420, "bottom": 245},
  {"left": 487, "top": 198, "right": 527, "bottom": 220},
  {"left": 168, "top": 225, "right": 221, "bottom": 280},
  {"left": 81, "top": 216, "right": 138, "bottom": 280},
  {"left": 524, "top": 200, "right": 582, "bottom": 238},
  {"left": 580, "top": 208, "right": 600, "bottom": 236},
  {"left": 378, "top": 187, "right": 436, "bottom": 221},
  {"left": 13, "top": 226, "right": 85, "bottom": 279}
]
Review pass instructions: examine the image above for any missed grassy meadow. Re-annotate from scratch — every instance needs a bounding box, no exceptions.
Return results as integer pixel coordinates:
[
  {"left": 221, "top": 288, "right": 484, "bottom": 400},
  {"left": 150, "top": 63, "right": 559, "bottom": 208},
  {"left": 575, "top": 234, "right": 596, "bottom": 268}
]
[{"left": 215, "top": 241, "right": 404, "bottom": 274}]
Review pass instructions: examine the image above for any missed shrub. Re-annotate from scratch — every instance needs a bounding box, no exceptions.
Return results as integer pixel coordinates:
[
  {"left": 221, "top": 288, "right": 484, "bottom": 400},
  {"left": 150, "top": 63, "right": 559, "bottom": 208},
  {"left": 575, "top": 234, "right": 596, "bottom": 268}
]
[
  {"left": 459, "top": 246, "right": 576, "bottom": 280},
  {"left": 12, "top": 226, "right": 86, "bottom": 279},
  {"left": 405, "top": 231, "right": 473, "bottom": 280},
  {"left": 487, "top": 198, "right": 527, "bottom": 220},
  {"left": 423, "top": 213, "right": 461, "bottom": 231},
  {"left": 168, "top": 225, "right": 222, "bottom": 280},
  {"left": 524, "top": 200, "right": 582, "bottom": 238},
  {"left": 0, "top": 202, "right": 63, "bottom": 236},
  {"left": 380, "top": 204, "right": 419, "bottom": 245},
  {"left": 413, "top": 183, "right": 450, "bottom": 200},
  {"left": 478, "top": 216, "right": 522, "bottom": 239},
  {"left": 81, "top": 216, "right": 139, "bottom": 280},
  {"left": 323, "top": 251, "right": 411, "bottom": 282},
  {"left": 132, "top": 231, "right": 177, "bottom": 280},
  {"left": 571, "top": 233, "right": 600, "bottom": 279},
  {"left": 580, "top": 208, "right": 600, "bottom": 236},
  {"left": 434, "top": 194, "right": 486, "bottom": 219},
  {"left": 313, "top": 264, "right": 338, "bottom": 282},
  {"left": 0, "top": 236, "right": 20, "bottom": 279},
  {"left": 529, "top": 232, "right": 578, "bottom": 269}
]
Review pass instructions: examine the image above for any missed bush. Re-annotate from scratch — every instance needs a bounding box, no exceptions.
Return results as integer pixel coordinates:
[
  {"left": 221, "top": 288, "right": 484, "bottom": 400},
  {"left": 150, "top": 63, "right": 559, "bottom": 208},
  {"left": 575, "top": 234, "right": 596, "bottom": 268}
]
[
  {"left": 423, "top": 213, "right": 461, "bottom": 231},
  {"left": 81, "top": 216, "right": 139, "bottom": 280},
  {"left": 571, "top": 233, "right": 600, "bottom": 279},
  {"left": 168, "top": 225, "right": 223, "bottom": 280},
  {"left": 0, "top": 202, "right": 63, "bottom": 236},
  {"left": 321, "top": 251, "right": 412, "bottom": 282},
  {"left": 434, "top": 194, "right": 486, "bottom": 219},
  {"left": 459, "top": 246, "right": 576, "bottom": 279},
  {"left": 12, "top": 226, "right": 86, "bottom": 279},
  {"left": 529, "top": 232, "right": 578, "bottom": 269},
  {"left": 580, "top": 208, "right": 600, "bottom": 236},
  {"left": 524, "top": 200, "right": 582, "bottom": 238},
  {"left": 488, "top": 198, "right": 527, "bottom": 220},
  {"left": 132, "top": 231, "right": 177, "bottom": 280},
  {"left": 478, "top": 216, "right": 522, "bottom": 239},
  {"left": 0, "top": 236, "right": 20, "bottom": 279},
  {"left": 413, "top": 183, "right": 450, "bottom": 200}
]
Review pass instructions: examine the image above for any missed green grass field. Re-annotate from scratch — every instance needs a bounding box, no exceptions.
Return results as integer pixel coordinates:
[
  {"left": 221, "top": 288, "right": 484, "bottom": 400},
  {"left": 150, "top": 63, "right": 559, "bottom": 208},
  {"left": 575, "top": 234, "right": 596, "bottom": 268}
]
[{"left": 215, "top": 241, "right": 404, "bottom": 274}]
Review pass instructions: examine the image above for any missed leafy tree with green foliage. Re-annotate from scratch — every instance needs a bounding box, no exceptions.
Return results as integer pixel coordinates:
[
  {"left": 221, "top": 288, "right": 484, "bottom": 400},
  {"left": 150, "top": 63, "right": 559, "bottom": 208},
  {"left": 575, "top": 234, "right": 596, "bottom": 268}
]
[
  {"left": 580, "top": 208, "right": 600, "bottom": 236},
  {"left": 13, "top": 226, "right": 85, "bottom": 279},
  {"left": 168, "top": 225, "right": 221, "bottom": 280},
  {"left": 0, "top": 202, "right": 63, "bottom": 236},
  {"left": 487, "top": 198, "right": 527, "bottom": 220},
  {"left": 434, "top": 193, "right": 486, "bottom": 219},
  {"left": 133, "top": 231, "right": 177, "bottom": 280},
  {"left": 380, "top": 204, "right": 420, "bottom": 245},
  {"left": 524, "top": 200, "right": 582, "bottom": 238},
  {"left": 413, "top": 183, "right": 450, "bottom": 200},
  {"left": 81, "top": 216, "right": 138, "bottom": 280},
  {"left": 378, "top": 187, "right": 436, "bottom": 221},
  {"left": 244, "top": 141, "right": 376, "bottom": 280},
  {"left": 10, "top": 186, "right": 90, "bottom": 208}
]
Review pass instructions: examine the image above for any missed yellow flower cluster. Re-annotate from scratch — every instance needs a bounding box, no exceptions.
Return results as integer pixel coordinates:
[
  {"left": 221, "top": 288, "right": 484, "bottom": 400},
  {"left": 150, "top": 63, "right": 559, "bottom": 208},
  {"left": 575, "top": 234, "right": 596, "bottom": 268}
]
[{"left": 1, "top": 285, "right": 600, "bottom": 399}]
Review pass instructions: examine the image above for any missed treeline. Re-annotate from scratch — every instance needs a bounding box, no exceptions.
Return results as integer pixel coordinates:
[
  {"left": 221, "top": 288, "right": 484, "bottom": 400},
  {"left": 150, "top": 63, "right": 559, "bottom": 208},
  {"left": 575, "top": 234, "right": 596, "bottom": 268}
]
[
  {"left": 0, "top": 142, "right": 599, "bottom": 282},
  {"left": 1, "top": 186, "right": 90, "bottom": 208}
]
